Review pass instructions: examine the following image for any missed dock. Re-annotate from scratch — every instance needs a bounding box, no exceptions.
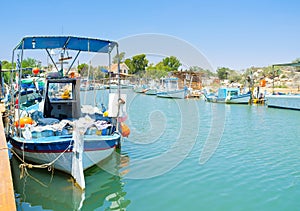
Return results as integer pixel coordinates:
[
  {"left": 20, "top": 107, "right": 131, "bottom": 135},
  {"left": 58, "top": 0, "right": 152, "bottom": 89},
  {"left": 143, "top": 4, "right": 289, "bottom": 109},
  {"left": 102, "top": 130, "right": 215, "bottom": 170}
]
[{"left": 0, "top": 111, "right": 16, "bottom": 211}]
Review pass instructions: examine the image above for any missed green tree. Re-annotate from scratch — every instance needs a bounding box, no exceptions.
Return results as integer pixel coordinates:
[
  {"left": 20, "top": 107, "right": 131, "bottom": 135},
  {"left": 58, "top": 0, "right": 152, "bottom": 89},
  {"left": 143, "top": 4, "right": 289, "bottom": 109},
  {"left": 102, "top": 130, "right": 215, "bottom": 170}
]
[
  {"left": 153, "top": 61, "right": 171, "bottom": 71},
  {"left": 22, "top": 58, "right": 38, "bottom": 68},
  {"left": 228, "top": 71, "right": 242, "bottom": 82},
  {"left": 1, "top": 60, "right": 15, "bottom": 70},
  {"left": 112, "top": 52, "right": 125, "bottom": 64},
  {"left": 145, "top": 65, "right": 168, "bottom": 79},
  {"left": 21, "top": 58, "right": 39, "bottom": 75},
  {"left": 129, "top": 54, "right": 148, "bottom": 74},
  {"left": 162, "top": 56, "right": 181, "bottom": 71},
  {"left": 189, "top": 66, "right": 216, "bottom": 78},
  {"left": 217, "top": 67, "right": 231, "bottom": 80},
  {"left": 1, "top": 61, "right": 14, "bottom": 83},
  {"left": 77, "top": 63, "right": 89, "bottom": 75},
  {"left": 144, "top": 56, "right": 181, "bottom": 78},
  {"left": 124, "top": 58, "right": 133, "bottom": 73}
]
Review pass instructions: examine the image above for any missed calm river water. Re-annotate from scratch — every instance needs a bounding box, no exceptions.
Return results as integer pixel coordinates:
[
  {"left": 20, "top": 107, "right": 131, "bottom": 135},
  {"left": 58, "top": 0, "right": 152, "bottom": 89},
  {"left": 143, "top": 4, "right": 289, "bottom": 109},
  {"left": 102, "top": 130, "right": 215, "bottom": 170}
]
[{"left": 12, "top": 89, "right": 300, "bottom": 210}]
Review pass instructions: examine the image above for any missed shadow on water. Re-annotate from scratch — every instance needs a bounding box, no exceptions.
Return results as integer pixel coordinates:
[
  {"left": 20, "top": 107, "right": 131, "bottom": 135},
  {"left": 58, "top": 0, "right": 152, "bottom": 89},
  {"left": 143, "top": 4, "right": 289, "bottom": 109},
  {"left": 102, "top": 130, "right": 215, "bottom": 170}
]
[{"left": 11, "top": 152, "right": 131, "bottom": 211}]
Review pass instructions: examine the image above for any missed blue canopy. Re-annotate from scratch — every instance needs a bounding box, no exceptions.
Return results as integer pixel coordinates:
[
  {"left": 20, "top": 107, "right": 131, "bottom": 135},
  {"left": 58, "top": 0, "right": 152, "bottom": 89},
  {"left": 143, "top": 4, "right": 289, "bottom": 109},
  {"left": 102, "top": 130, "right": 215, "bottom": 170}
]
[{"left": 14, "top": 36, "right": 117, "bottom": 53}]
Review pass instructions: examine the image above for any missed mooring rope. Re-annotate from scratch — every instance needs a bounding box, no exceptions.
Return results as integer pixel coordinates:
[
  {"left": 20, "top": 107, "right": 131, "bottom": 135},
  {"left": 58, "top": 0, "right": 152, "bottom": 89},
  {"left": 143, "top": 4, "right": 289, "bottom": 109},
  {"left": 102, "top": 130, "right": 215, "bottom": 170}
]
[
  {"left": 20, "top": 166, "right": 49, "bottom": 188},
  {"left": 7, "top": 142, "right": 71, "bottom": 186},
  {"left": 10, "top": 144, "right": 72, "bottom": 170}
]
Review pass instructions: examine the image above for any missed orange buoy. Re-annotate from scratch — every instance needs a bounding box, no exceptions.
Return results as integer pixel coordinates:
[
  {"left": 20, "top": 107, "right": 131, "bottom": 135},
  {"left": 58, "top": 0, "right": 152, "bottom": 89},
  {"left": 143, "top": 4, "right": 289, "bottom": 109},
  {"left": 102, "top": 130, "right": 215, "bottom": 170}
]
[
  {"left": 69, "top": 72, "right": 75, "bottom": 78},
  {"left": 14, "top": 117, "right": 34, "bottom": 128},
  {"left": 32, "top": 67, "right": 39, "bottom": 75},
  {"left": 260, "top": 79, "right": 266, "bottom": 87},
  {"left": 120, "top": 123, "right": 130, "bottom": 137}
]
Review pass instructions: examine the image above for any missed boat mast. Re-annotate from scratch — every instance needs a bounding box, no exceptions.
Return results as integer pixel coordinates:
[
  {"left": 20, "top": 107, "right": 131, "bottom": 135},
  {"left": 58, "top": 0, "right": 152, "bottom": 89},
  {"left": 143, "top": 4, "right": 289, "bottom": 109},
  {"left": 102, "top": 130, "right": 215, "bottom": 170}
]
[
  {"left": 116, "top": 43, "right": 121, "bottom": 132},
  {"left": 16, "top": 39, "right": 25, "bottom": 137},
  {"left": 108, "top": 43, "right": 112, "bottom": 92}
]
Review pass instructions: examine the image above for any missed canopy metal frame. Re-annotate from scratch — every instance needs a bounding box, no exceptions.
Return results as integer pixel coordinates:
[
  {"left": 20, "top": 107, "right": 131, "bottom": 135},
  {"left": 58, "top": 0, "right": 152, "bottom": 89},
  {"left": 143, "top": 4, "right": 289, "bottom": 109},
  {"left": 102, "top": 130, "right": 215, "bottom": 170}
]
[
  {"left": 271, "top": 62, "right": 300, "bottom": 93},
  {"left": 10, "top": 36, "right": 121, "bottom": 137}
]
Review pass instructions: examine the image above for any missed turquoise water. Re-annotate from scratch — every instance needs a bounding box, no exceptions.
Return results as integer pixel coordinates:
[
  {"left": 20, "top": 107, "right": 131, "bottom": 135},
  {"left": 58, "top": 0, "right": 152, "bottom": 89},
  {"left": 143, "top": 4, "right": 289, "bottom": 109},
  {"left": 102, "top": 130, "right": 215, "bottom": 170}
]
[{"left": 12, "top": 90, "right": 300, "bottom": 210}]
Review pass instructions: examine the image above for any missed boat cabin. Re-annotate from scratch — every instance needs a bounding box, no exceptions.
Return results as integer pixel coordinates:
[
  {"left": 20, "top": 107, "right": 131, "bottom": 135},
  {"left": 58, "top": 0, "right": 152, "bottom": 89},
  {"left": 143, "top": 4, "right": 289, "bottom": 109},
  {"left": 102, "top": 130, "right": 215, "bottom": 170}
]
[
  {"left": 43, "top": 77, "right": 81, "bottom": 120},
  {"left": 161, "top": 78, "right": 179, "bottom": 91},
  {"left": 217, "top": 88, "right": 240, "bottom": 99}
]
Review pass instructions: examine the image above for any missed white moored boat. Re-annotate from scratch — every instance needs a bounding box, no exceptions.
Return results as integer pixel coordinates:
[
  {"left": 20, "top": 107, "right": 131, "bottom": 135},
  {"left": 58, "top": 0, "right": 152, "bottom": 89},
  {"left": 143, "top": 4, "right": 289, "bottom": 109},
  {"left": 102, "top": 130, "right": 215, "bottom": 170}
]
[
  {"left": 156, "top": 77, "right": 187, "bottom": 99},
  {"left": 8, "top": 36, "right": 129, "bottom": 189},
  {"left": 266, "top": 94, "right": 300, "bottom": 110}
]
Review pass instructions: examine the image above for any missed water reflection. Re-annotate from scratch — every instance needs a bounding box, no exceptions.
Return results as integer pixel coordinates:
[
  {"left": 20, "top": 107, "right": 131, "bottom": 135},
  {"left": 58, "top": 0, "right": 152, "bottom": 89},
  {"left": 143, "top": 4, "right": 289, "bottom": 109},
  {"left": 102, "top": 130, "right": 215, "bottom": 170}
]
[{"left": 11, "top": 152, "right": 130, "bottom": 210}]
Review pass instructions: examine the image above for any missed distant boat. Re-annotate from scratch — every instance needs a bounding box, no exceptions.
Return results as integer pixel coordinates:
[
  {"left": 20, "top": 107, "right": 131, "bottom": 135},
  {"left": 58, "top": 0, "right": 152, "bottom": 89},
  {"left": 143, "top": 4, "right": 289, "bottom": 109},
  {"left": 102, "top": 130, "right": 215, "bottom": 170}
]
[
  {"left": 120, "top": 84, "right": 134, "bottom": 89},
  {"left": 105, "top": 82, "right": 133, "bottom": 90},
  {"left": 21, "top": 77, "right": 45, "bottom": 93},
  {"left": 266, "top": 94, "right": 300, "bottom": 110},
  {"left": 205, "top": 87, "right": 250, "bottom": 104},
  {"left": 145, "top": 89, "right": 157, "bottom": 95},
  {"left": 156, "top": 77, "right": 187, "bottom": 99},
  {"left": 15, "top": 88, "right": 43, "bottom": 109},
  {"left": 133, "top": 84, "right": 147, "bottom": 93},
  {"left": 145, "top": 80, "right": 158, "bottom": 95},
  {"left": 80, "top": 84, "right": 87, "bottom": 91}
]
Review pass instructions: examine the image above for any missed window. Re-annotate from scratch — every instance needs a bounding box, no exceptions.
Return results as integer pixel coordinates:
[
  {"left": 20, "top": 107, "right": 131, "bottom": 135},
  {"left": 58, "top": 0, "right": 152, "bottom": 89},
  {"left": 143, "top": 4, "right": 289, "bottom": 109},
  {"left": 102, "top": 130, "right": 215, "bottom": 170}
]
[{"left": 48, "top": 82, "right": 73, "bottom": 101}]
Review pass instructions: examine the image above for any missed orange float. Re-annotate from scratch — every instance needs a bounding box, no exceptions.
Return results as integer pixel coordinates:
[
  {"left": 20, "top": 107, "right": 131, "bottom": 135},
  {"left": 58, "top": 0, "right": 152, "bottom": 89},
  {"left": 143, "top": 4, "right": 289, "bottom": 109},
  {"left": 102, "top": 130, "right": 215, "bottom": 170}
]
[
  {"left": 32, "top": 67, "right": 39, "bottom": 75},
  {"left": 69, "top": 72, "right": 75, "bottom": 78},
  {"left": 120, "top": 123, "right": 130, "bottom": 137},
  {"left": 14, "top": 117, "right": 34, "bottom": 128},
  {"left": 260, "top": 79, "right": 266, "bottom": 87}
]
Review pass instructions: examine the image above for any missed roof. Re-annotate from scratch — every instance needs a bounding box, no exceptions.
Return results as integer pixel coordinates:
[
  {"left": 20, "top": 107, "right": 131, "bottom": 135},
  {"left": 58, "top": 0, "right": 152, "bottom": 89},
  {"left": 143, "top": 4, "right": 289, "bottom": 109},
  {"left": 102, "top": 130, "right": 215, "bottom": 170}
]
[
  {"left": 272, "top": 62, "right": 300, "bottom": 67},
  {"left": 111, "top": 63, "right": 129, "bottom": 73},
  {"left": 14, "top": 36, "right": 118, "bottom": 53}
]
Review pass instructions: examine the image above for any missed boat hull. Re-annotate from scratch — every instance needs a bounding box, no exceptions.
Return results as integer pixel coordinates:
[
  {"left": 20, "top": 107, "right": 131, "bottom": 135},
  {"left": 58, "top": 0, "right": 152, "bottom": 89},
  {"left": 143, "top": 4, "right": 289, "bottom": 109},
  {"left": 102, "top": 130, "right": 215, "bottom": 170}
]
[
  {"left": 156, "top": 89, "right": 186, "bottom": 99},
  {"left": 145, "top": 89, "right": 157, "bottom": 95},
  {"left": 266, "top": 95, "right": 300, "bottom": 110},
  {"left": 9, "top": 133, "right": 120, "bottom": 174},
  {"left": 205, "top": 93, "right": 250, "bottom": 104},
  {"left": 225, "top": 94, "right": 250, "bottom": 104},
  {"left": 133, "top": 87, "right": 146, "bottom": 93}
]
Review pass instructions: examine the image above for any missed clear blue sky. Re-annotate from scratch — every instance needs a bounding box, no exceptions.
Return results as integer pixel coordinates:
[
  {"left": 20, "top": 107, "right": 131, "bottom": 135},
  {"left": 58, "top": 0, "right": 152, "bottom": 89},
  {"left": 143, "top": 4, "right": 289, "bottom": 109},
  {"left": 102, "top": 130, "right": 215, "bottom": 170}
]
[{"left": 1, "top": 0, "right": 300, "bottom": 71}]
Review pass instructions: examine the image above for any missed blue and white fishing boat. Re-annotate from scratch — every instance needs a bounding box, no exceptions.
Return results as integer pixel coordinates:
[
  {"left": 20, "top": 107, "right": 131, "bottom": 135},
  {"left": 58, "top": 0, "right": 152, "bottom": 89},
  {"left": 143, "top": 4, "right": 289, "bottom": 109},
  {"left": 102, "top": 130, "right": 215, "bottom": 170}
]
[
  {"left": 8, "top": 36, "right": 127, "bottom": 189},
  {"left": 156, "top": 77, "right": 187, "bottom": 99},
  {"left": 204, "top": 87, "right": 250, "bottom": 104}
]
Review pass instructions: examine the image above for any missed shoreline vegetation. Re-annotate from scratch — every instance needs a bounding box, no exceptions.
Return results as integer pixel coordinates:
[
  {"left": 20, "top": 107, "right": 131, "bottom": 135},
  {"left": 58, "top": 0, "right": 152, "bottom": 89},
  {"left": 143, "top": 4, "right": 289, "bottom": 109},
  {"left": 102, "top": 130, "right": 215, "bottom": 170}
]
[{"left": 1, "top": 53, "right": 300, "bottom": 94}]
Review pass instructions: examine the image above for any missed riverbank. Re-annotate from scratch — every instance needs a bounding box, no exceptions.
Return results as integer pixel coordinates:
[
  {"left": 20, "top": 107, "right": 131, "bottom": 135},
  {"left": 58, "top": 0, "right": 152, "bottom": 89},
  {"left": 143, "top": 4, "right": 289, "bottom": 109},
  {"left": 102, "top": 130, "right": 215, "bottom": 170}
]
[{"left": 267, "top": 87, "right": 300, "bottom": 94}]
